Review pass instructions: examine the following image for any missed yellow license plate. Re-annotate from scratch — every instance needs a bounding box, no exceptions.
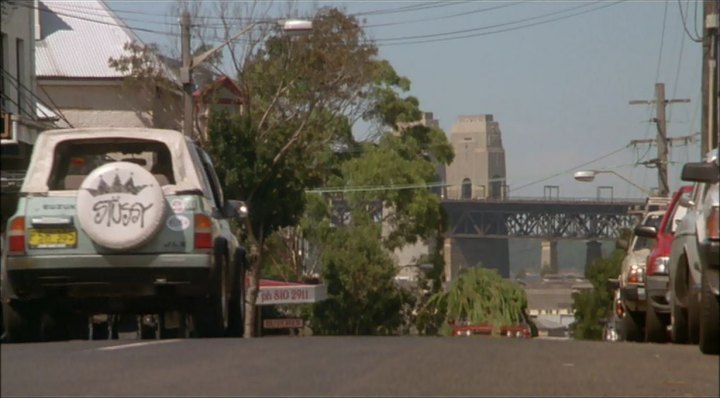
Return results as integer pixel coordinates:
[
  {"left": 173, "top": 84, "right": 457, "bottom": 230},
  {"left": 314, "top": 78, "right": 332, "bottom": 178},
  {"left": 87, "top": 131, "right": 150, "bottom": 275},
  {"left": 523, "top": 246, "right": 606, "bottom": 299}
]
[{"left": 28, "top": 229, "right": 77, "bottom": 248}]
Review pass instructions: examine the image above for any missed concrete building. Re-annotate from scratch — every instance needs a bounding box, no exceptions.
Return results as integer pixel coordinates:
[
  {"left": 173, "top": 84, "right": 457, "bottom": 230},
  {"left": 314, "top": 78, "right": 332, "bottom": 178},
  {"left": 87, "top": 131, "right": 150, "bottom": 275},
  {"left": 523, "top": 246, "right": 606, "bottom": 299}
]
[
  {"left": 1, "top": 0, "right": 57, "bottom": 231},
  {"left": 444, "top": 114, "right": 506, "bottom": 200}
]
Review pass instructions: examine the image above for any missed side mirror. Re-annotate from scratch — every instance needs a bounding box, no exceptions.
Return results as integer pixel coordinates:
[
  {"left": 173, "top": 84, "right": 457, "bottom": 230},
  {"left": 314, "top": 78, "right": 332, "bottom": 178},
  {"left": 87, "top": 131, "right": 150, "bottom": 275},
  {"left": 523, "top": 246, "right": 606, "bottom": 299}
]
[
  {"left": 678, "top": 195, "right": 696, "bottom": 208},
  {"left": 224, "top": 200, "right": 249, "bottom": 220},
  {"left": 681, "top": 162, "right": 719, "bottom": 183},
  {"left": 634, "top": 225, "right": 658, "bottom": 238},
  {"left": 616, "top": 239, "right": 629, "bottom": 250}
]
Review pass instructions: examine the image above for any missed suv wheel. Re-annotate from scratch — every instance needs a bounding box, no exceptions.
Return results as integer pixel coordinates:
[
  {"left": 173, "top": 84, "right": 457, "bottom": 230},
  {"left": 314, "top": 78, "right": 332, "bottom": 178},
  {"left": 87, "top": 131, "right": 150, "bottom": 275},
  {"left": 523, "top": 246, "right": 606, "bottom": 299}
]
[
  {"left": 193, "top": 254, "right": 229, "bottom": 338},
  {"left": 698, "top": 266, "right": 719, "bottom": 354},
  {"left": 228, "top": 249, "right": 246, "bottom": 337}
]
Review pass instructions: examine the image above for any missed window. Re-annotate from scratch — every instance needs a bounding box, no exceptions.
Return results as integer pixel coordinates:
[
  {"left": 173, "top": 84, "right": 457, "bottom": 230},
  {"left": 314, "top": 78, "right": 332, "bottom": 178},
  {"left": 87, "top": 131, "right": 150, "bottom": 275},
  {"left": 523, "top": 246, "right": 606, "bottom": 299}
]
[
  {"left": 462, "top": 178, "right": 472, "bottom": 199},
  {"left": 195, "top": 147, "right": 224, "bottom": 210},
  {"left": 48, "top": 139, "right": 175, "bottom": 190}
]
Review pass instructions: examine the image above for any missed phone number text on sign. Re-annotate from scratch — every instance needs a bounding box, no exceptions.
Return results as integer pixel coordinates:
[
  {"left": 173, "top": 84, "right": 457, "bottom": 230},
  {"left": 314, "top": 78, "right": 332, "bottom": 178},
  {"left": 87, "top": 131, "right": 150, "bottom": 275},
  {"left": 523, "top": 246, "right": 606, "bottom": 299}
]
[{"left": 256, "top": 285, "right": 326, "bottom": 305}]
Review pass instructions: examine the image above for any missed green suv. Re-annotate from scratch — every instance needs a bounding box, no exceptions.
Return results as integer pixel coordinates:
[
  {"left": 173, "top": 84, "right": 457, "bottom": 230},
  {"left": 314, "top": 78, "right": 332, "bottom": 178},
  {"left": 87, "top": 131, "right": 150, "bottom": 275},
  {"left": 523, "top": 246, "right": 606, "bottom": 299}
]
[{"left": 2, "top": 128, "right": 247, "bottom": 342}]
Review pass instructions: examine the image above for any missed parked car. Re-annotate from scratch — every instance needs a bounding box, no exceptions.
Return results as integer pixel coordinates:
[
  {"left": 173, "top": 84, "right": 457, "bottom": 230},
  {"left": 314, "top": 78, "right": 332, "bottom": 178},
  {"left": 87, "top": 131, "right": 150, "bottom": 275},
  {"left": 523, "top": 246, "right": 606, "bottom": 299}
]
[
  {"left": 1, "top": 128, "right": 247, "bottom": 342},
  {"left": 618, "top": 210, "right": 665, "bottom": 342},
  {"left": 668, "top": 148, "right": 719, "bottom": 354},
  {"left": 634, "top": 185, "right": 693, "bottom": 342}
]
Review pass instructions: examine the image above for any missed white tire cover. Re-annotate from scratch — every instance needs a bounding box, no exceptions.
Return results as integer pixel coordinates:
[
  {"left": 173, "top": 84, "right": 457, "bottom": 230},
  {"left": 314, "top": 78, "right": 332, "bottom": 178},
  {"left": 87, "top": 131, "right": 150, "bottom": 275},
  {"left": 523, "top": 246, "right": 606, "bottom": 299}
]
[{"left": 76, "top": 161, "right": 165, "bottom": 250}]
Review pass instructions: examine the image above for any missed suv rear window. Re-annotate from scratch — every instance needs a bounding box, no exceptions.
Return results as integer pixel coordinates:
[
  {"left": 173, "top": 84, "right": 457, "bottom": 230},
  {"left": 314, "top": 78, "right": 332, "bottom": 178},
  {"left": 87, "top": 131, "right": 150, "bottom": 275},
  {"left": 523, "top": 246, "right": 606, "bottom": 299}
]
[{"left": 47, "top": 139, "right": 176, "bottom": 190}]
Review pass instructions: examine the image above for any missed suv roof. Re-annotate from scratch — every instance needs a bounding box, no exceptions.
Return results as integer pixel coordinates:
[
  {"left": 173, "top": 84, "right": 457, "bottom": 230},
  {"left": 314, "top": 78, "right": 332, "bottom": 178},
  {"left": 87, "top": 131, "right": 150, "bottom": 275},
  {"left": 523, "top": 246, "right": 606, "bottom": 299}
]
[{"left": 21, "top": 128, "right": 206, "bottom": 195}]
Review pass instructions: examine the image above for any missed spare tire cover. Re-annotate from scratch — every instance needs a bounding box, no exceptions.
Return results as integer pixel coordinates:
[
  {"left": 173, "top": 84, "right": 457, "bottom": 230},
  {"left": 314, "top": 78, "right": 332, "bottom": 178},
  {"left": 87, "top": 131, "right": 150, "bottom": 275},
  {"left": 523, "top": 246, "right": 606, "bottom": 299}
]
[{"left": 77, "top": 161, "right": 165, "bottom": 250}]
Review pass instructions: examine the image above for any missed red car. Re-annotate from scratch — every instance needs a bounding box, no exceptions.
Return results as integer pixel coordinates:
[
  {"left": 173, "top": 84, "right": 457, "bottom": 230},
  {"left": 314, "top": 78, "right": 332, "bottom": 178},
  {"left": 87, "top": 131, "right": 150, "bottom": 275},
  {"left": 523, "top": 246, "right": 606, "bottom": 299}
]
[{"left": 635, "top": 185, "right": 693, "bottom": 342}]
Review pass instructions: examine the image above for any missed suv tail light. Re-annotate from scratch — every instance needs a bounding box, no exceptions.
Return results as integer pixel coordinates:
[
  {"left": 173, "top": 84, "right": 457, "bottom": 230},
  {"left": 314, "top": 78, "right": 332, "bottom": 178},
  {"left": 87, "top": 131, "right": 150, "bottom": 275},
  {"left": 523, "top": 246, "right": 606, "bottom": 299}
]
[
  {"left": 194, "top": 214, "right": 213, "bottom": 249},
  {"left": 707, "top": 206, "right": 719, "bottom": 240},
  {"left": 627, "top": 264, "right": 645, "bottom": 284},
  {"left": 8, "top": 216, "right": 26, "bottom": 255}
]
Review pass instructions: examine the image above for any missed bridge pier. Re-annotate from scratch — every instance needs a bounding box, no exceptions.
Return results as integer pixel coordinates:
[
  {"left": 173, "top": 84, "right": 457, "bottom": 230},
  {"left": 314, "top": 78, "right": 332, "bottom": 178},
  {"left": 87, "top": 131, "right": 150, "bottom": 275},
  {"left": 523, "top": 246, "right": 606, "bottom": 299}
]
[
  {"left": 444, "top": 237, "right": 510, "bottom": 280},
  {"left": 540, "top": 240, "right": 558, "bottom": 274},
  {"left": 585, "top": 240, "right": 603, "bottom": 269}
]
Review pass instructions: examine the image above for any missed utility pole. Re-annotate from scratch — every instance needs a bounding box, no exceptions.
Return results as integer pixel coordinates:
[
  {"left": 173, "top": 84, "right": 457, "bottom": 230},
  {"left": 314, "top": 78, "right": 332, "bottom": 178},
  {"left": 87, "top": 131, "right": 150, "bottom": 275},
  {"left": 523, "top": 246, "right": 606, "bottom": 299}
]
[
  {"left": 180, "top": 11, "right": 193, "bottom": 138},
  {"left": 701, "top": 0, "right": 719, "bottom": 154},
  {"left": 629, "top": 83, "right": 691, "bottom": 197}
]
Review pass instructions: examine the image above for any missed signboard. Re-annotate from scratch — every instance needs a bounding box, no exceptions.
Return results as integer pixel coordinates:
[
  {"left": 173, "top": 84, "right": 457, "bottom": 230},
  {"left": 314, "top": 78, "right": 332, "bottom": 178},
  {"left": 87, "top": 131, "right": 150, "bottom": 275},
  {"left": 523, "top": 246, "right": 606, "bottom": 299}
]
[
  {"left": 256, "top": 283, "right": 327, "bottom": 305},
  {"left": 263, "top": 318, "right": 304, "bottom": 329}
]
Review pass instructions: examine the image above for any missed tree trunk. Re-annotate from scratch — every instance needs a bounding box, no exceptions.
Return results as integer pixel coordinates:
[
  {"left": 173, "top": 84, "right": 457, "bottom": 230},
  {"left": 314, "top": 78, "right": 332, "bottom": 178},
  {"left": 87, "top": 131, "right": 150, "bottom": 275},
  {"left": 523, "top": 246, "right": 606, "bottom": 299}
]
[{"left": 243, "top": 242, "right": 262, "bottom": 338}]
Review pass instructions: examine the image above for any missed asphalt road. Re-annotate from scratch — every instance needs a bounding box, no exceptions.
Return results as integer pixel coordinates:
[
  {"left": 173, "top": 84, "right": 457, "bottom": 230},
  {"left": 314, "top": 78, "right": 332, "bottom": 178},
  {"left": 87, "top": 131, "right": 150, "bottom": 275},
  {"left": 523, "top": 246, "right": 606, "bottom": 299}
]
[{"left": 1, "top": 336, "right": 718, "bottom": 397}]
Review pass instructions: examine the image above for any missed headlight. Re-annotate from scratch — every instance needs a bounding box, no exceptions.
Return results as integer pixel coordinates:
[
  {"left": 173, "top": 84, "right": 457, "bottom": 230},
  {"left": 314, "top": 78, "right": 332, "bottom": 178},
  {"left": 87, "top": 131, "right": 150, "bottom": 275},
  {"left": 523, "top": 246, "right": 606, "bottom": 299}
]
[
  {"left": 627, "top": 264, "right": 645, "bottom": 284},
  {"left": 707, "top": 206, "right": 719, "bottom": 240},
  {"left": 654, "top": 256, "right": 670, "bottom": 274}
]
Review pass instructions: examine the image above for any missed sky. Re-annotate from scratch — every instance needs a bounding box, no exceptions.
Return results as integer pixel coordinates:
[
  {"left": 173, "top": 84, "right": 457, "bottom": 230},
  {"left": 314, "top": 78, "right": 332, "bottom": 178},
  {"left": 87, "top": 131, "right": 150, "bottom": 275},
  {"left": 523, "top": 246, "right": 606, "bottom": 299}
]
[{"left": 103, "top": 0, "right": 705, "bottom": 200}]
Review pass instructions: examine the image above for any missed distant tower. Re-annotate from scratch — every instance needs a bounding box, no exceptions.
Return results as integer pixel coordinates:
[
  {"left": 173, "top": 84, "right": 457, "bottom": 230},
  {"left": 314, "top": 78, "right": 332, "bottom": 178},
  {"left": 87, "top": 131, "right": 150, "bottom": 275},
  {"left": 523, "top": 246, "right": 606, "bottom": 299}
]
[{"left": 445, "top": 114, "right": 506, "bottom": 200}]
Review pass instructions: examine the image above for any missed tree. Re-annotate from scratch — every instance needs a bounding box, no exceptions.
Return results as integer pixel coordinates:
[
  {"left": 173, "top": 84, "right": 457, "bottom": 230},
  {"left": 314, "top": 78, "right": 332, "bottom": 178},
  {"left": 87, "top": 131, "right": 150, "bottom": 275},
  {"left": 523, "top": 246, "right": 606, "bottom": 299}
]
[
  {"left": 207, "top": 7, "right": 408, "bottom": 337},
  {"left": 570, "top": 249, "right": 624, "bottom": 340},
  {"left": 417, "top": 267, "right": 528, "bottom": 336}
]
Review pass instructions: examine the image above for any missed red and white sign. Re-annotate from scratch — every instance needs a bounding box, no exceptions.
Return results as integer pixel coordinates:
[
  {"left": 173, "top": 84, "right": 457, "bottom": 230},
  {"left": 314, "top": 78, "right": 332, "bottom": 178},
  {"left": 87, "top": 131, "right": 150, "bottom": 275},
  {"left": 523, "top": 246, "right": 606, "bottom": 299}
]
[
  {"left": 256, "top": 279, "right": 327, "bottom": 305},
  {"left": 263, "top": 318, "right": 304, "bottom": 329}
]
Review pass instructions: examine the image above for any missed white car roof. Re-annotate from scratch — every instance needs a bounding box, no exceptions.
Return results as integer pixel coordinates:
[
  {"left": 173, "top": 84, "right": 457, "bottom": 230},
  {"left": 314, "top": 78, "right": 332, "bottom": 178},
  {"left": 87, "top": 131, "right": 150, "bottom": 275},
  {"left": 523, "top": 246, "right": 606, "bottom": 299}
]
[{"left": 21, "top": 128, "right": 206, "bottom": 195}]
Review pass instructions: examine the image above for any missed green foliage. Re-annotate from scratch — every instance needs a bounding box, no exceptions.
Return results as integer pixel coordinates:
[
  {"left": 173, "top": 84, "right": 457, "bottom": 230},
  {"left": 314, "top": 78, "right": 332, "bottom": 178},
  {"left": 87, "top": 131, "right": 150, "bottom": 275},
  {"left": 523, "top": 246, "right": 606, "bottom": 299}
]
[
  {"left": 570, "top": 249, "right": 624, "bottom": 340},
  {"left": 417, "top": 267, "right": 528, "bottom": 336},
  {"left": 309, "top": 223, "right": 411, "bottom": 335}
]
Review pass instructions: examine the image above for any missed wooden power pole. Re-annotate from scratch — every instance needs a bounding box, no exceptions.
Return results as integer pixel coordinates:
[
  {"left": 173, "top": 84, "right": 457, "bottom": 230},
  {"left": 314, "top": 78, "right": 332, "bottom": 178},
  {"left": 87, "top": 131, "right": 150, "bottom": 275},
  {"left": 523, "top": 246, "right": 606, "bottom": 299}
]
[
  {"left": 629, "top": 83, "right": 691, "bottom": 197},
  {"left": 180, "top": 11, "right": 193, "bottom": 138}
]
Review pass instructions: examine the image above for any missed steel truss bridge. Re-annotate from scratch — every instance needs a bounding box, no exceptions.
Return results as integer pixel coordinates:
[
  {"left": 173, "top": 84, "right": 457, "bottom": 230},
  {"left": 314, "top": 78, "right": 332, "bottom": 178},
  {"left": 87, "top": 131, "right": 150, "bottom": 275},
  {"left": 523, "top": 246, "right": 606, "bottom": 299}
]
[{"left": 442, "top": 198, "right": 646, "bottom": 240}]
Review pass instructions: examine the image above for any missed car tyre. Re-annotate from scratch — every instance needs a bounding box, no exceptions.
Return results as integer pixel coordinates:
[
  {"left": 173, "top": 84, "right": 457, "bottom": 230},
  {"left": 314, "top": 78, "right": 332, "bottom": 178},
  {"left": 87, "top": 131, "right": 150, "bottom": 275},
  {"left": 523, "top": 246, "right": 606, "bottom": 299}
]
[
  {"left": 623, "top": 310, "right": 644, "bottom": 342},
  {"left": 194, "top": 253, "right": 229, "bottom": 338},
  {"left": 645, "top": 304, "right": 667, "bottom": 343},
  {"left": 698, "top": 266, "right": 719, "bottom": 355},
  {"left": 688, "top": 278, "right": 701, "bottom": 344},
  {"left": 670, "top": 291, "right": 689, "bottom": 343},
  {"left": 2, "top": 301, "right": 40, "bottom": 343},
  {"left": 228, "top": 249, "right": 246, "bottom": 338}
]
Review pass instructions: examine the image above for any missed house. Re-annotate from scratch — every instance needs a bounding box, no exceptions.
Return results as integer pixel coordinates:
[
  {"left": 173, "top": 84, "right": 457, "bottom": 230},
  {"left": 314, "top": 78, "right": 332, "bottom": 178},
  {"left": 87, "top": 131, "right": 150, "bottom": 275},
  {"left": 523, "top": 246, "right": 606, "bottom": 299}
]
[
  {"left": 1, "top": 0, "right": 57, "bottom": 230},
  {"left": 34, "top": 0, "right": 182, "bottom": 131},
  {"left": 193, "top": 75, "right": 245, "bottom": 144}
]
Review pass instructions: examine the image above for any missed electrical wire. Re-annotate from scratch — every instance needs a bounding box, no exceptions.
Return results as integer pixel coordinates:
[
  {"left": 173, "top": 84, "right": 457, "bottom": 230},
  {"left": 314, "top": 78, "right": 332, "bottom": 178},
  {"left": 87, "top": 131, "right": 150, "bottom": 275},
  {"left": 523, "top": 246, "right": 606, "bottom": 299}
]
[
  {"left": 375, "top": 1, "right": 624, "bottom": 46},
  {"left": 654, "top": 0, "right": 668, "bottom": 85},
  {"left": 363, "top": 2, "right": 524, "bottom": 29},
  {"left": 12, "top": 1, "right": 179, "bottom": 38},
  {"left": 509, "top": 144, "right": 631, "bottom": 194},
  {"left": 677, "top": 0, "right": 703, "bottom": 43}
]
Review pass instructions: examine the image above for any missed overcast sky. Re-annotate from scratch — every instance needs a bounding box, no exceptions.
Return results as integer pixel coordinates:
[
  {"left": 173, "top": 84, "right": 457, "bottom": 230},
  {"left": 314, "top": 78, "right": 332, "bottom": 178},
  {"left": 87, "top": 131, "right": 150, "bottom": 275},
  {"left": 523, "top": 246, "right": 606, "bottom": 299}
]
[{"left": 105, "top": 0, "right": 704, "bottom": 199}]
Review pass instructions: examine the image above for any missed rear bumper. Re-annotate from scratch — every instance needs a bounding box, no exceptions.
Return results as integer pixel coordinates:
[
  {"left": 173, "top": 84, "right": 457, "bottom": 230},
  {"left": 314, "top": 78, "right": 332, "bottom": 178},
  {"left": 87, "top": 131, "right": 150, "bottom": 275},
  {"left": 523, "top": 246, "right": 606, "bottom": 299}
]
[
  {"left": 646, "top": 274, "right": 670, "bottom": 313},
  {"left": 3, "top": 254, "right": 213, "bottom": 308},
  {"left": 621, "top": 283, "right": 646, "bottom": 312}
]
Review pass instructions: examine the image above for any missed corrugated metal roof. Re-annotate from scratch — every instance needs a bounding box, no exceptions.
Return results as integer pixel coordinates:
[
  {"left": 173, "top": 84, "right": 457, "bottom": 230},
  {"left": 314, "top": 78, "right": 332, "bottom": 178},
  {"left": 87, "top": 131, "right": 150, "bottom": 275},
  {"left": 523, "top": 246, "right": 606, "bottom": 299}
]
[{"left": 36, "top": 0, "right": 150, "bottom": 79}]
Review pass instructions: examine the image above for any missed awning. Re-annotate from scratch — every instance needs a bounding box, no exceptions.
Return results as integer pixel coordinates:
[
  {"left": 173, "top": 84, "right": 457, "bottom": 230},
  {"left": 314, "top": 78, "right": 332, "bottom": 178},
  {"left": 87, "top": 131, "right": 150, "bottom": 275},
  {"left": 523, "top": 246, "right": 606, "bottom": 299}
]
[{"left": 256, "top": 279, "right": 327, "bottom": 306}]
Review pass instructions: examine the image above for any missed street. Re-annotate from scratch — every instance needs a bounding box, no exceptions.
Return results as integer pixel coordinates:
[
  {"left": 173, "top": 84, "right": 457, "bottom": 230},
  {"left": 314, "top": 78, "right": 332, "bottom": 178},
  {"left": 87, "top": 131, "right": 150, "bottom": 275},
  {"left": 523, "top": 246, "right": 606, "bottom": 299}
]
[{"left": 2, "top": 336, "right": 718, "bottom": 397}]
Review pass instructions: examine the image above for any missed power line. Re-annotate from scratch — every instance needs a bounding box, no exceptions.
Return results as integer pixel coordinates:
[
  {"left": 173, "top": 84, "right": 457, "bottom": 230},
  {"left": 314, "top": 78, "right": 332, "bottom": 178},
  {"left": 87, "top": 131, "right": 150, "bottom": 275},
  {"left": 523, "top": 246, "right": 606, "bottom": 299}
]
[
  {"left": 375, "top": 1, "right": 624, "bottom": 47},
  {"left": 363, "top": 2, "right": 524, "bottom": 29},
  {"left": 654, "top": 0, "right": 668, "bottom": 84},
  {"left": 677, "top": 0, "right": 703, "bottom": 43},
  {"left": 509, "top": 144, "right": 631, "bottom": 194}
]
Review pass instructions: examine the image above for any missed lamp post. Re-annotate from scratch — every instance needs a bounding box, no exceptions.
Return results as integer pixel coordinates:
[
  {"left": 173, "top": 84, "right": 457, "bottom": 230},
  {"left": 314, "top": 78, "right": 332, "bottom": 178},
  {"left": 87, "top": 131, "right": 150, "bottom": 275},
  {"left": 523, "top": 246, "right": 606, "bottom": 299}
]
[
  {"left": 573, "top": 170, "right": 653, "bottom": 197},
  {"left": 179, "top": 12, "right": 312, "bottom": 138}
]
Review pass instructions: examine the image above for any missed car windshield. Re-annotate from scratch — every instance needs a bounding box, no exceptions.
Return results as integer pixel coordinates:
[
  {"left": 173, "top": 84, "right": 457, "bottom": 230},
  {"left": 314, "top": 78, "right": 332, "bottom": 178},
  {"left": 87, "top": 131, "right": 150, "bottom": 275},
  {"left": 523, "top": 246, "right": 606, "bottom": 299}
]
[{"left": 47, "top": 138, "right": 175, "bottom": 190}]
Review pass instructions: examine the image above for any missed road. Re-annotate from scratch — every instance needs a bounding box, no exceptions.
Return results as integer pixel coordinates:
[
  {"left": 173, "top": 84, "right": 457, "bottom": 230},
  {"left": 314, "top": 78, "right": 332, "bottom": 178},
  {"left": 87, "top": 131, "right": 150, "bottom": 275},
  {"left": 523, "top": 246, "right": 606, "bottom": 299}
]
[{"left": 1, "top": 336, "right": 717, "bottom": 397}]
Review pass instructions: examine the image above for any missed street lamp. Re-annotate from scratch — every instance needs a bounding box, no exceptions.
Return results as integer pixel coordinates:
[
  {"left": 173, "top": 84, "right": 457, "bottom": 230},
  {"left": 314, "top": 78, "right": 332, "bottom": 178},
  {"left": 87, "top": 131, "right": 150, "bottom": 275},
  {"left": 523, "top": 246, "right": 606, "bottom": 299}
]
[
  {"left": 180, "top": 13, "right": 312, "bottom": 137},
  {"left": 573, "top": 170, "right": 652, "bottom": 196}
]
